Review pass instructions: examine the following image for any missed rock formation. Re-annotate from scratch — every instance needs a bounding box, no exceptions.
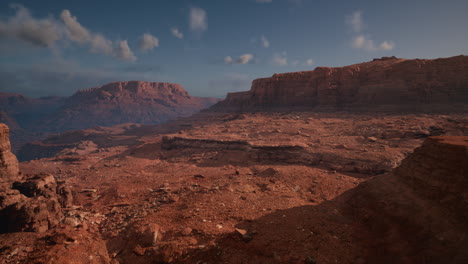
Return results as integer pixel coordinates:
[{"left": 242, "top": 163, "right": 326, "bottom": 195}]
[
  {"left": 39, "top": 81, "right": 219, "bottom": 132},
  {"left": 1, "top": 82, "right": 218, "bottom": 153},
  {"left": 161, "top": 135, "right": 400, "bottom": 174},
  {"left": 393, "top": 136, "right": 468, "bottom": 219},
  {"left": 0, "top": 123, "right": 72, "bottom": 233},
  {"left": 212, "top": 55, "right": 468, "bottom": 111},
  {"left": 349, "top": 136, "right": 468, "bottom": 263},
  {"left": 0, "top": 123, "right": 20, "bottom": 185}
]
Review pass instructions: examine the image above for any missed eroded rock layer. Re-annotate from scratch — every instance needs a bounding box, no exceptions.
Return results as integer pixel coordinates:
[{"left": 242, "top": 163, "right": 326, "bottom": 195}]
[
  {"left": 212, "top": 55, "right": 468, "bottom": 111},
  {"left": 0, "top": 123, "right": 20, "bottom": 185}
]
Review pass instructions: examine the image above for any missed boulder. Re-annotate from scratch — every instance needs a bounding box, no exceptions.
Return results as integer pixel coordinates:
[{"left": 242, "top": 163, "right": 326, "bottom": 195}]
[{"left": 1, "top": 194, "right": 61, "bottom": 233}]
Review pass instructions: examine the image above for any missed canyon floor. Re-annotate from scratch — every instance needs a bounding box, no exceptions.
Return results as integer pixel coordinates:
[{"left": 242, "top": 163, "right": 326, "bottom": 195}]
[{"left": 2, "top": 112, "right": 468, "bottom": 263}]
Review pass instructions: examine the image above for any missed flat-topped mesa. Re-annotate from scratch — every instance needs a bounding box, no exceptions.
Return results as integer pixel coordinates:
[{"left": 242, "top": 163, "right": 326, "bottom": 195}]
[
  {"left": 211, "top": 55, "right": 468, "bottom": 111},
  {"left": 67, "top": 81, "right": 190, "bottom": 107},
  {"left": 39, "top": 81, "right": 219, "bottom": 132},
  {"left": 0, "top": 123, "right": 20, "bottom": 185}
]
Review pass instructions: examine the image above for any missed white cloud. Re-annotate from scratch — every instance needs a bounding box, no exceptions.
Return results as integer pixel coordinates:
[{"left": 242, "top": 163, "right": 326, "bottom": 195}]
[
  {"left": 352, "top": 34, "right": 395, "bottom": 51},
  {"left": 379, "top": 41, "right": 395, "bottom": 51},
  {"left": 190, "top": 7, "right": 207, "bottom": 33},
  {"left": 171, "top": 27, "right": 183, "bottom": 39},
  {"left": 138, "top": 33, "right": 159, "bottom": 52},
  {"left": 237, "top": 54, "right": 254, "bottom": 64},
  {"left": 114, "top": 40, "right": 136, "bottom": 62},
  {"left": 60, "top": 10, "right": 90, "bottom": 43},
  {"left": 260, "top": 35, "right": 270, "bottom": 48},
  {"left": 224, "top": 54, "right": 254, "bottom": 64},
  {"left": 272, "top": 52, "right": 287, "bottom": 66},
  {"left": 305, "top": 58, "right": 314, "bottom": 66},
  {"left": 352, "top": 35, "right": 370, "bottom": 49},
  {"left": 0, "top": 4, "right": 61, "bottom": 47},
  {"left": 61, "top": 9, "right": 114, "bottom": 55},
  {"left": 346, "top": 11, "right": 395, "bottom": 52},
  {"left": 88, "top": 34, "right": 113, "bottom": 54},
  {"left": 224, "top": 56, "right": 233, "bottom": 64},
  {"left": 60, "top": 9, "right": 137, "bottom": 61},
  {"left": 0, "top": 5, "right": 138, "bottom": 61},
  {"left": 346, "top": 10, "right": 363, "bottom": 33}
]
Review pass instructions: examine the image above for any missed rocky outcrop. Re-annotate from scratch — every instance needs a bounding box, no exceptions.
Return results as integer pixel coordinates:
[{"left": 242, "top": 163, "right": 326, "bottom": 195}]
[
  {"left": 39, "top": 81, "right": 219, "bottom": 132},
  {"left": 349, "top": 136, "right": 468, "bottom": 263},
  {"left": 212, "top": 55, "right": 468, "bottom": 111},
  {"left": 161, "top": 135, "right": 399, "bottom": 174},
  {"left": 0, "top": 123, "right": 20, "bottom": 185},
  {"left": 0, "top": 123, "right": 72, "bottom": 233},
  {"left": 393, "top": 136, "right": 468, "bottom": 219}
]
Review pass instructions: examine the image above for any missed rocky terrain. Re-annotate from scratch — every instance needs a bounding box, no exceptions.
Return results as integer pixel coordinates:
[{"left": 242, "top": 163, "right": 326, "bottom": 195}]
[
  {"left": 1, "top": 55, "right": 468, "bottom": 263},
  {"left": 0, "top": 109, "right": 465, "bottom": 263},
  {"left": 211, "top": 55, "right": 468, "bottom": 111},
  {"left": 1, "top": 82, "right": 219, "bottom": 152}
]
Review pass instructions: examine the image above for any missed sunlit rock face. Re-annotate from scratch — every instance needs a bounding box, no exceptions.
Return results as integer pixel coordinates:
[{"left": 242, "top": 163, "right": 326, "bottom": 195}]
[{"left": 212, "top": 55, "right": 468, "bottom": 111}]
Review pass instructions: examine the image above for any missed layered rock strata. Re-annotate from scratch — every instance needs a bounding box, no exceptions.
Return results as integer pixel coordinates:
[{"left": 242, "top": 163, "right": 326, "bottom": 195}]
[{"left": 212, "top": 55, "right": 468, "bottom": 111}]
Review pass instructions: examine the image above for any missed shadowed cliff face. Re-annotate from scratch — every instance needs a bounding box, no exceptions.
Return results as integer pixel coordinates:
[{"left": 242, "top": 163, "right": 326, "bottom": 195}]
[
  {"left": 212, "top": 55, "right": 468, "bottom": 111},
  {"left": 348, "top": 136, "right": 468, "bottom": 263}
]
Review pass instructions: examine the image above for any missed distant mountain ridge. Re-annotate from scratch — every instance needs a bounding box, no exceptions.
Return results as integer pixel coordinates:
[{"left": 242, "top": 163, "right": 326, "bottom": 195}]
[
  {"left": 0, "top": 81, "right": 219, "bottom": 150},
  {"left": 39, "top": 81, "right": 219, "bottom": 131},
  {"left": 211, "top": 55, "right": 468, "bottom": 112}
]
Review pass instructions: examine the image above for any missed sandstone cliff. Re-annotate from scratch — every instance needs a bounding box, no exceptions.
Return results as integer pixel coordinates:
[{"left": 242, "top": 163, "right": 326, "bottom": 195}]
[{"left": 212, "top": 55, "right": 468, "bottom": 111}]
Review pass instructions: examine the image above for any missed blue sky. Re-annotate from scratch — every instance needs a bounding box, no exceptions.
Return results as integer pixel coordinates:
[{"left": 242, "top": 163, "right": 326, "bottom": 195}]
[{"left": 0, "top": 0, "right": 467, "bottom": 98}]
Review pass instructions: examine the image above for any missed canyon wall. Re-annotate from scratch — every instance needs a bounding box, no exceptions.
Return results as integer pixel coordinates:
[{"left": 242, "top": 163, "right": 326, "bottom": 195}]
[{"left": 212, "top": 55, "right": 468, "bottom": 111}]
